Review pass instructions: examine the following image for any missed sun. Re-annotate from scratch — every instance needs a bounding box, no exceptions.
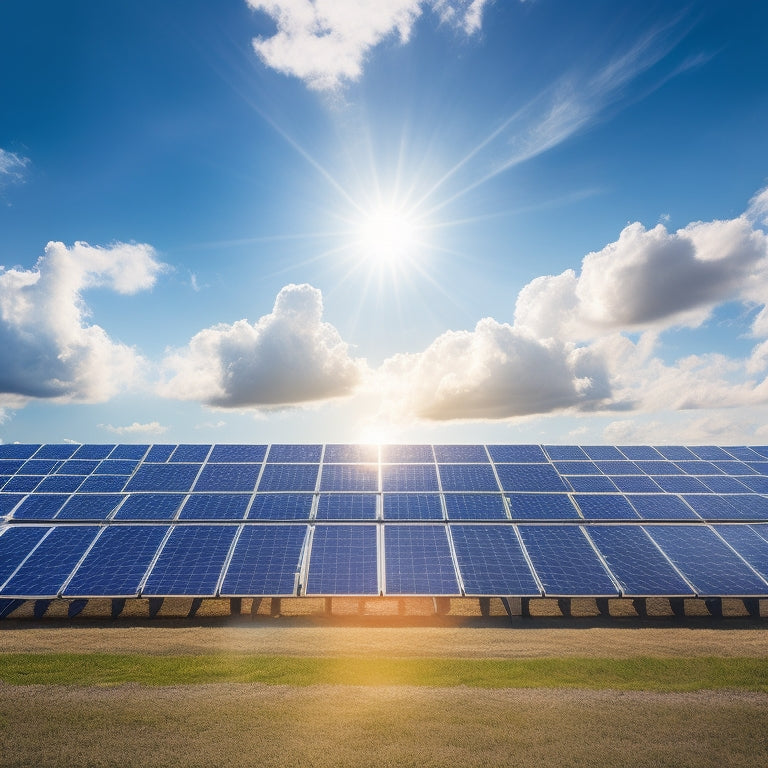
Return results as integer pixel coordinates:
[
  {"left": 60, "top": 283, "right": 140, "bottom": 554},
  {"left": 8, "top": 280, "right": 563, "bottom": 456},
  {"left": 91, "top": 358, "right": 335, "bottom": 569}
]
[{"left": 354, "top": 204, "right": 421, "bottom": 268}]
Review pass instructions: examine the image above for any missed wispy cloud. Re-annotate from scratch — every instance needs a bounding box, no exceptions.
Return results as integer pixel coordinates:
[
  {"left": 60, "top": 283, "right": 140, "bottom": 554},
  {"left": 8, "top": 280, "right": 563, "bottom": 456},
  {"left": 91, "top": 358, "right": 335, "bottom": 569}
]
[
  {"left": 0, "top": 149, "right": 29, "bottom": 187},
  {"left": 100, "top": 421, "right": 168, "bottom": 435}
]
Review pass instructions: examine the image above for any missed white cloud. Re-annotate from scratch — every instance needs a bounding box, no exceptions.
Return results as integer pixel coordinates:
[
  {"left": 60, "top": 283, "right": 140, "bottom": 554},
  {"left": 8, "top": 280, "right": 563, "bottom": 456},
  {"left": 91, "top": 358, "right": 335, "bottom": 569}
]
[
  {"left": 159, "top": 283, "right": 367, "bottom": 408},
  {"left": 101, "top": 421, "right": 168, "bottom": 435},
  {"left": 0, "top": 149, "right": 29, "bottom": 187},
  {"left": 247, "top": 0, "right": 490, "bottom": 91},
  {"left": 0, "top": 241, "right": 165, "bottom": 402}
]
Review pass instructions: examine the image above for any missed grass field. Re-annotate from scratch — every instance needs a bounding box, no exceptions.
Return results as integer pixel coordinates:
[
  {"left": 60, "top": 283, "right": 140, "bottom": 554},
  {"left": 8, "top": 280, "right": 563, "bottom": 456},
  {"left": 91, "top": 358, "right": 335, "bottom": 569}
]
[{"left": 1, "top": 622, "right": 767, "bottom": 767}]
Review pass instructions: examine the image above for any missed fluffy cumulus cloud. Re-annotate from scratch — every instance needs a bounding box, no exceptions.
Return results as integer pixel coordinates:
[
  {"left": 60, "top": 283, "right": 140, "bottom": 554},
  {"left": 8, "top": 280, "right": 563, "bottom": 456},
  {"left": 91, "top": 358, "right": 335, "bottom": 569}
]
[
  {"left": 159, "top": 283, "right": 366, "bottom": 408},
  {"left": 247, "top": 0, "right": 491, "bottom": 91},
  {"left": 101, "top": 421, "right": 168, "bottom": 435},
  {"left": 0, "top": 241, "right": 164, "bottom": 402}
]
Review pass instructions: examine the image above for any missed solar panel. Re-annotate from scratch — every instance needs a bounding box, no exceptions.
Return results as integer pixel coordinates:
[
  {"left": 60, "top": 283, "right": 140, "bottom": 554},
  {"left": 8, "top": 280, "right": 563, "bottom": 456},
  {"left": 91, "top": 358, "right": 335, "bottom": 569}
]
[
  {"left": 208, "top": 444, "right": 267, "bottom": 463},
  {"left": 443, "top": 493, "right": 507, "bottom": 520},
  {"left": 72, "top": 445, "right": 114, "bottom": 460},
  {"left": 696, "top": 476, "right": 751, "bottom": 494},
  {"left": 438, "top": 464, "right": 499, "bottom": 492},
  {"left": 652, "top": 475, "right": 710, "bottom": 493},
  {"left": 145, "top": 445, "right": 175, "bottom": 462},
  {"left": 646, "top": 525, "right": 768, "bottom": 595},
  {"left": 573, "top": 494, "right": 640, "bottom": 520},
  {"left": 433, "top": 444, "right": 488, "bottom": 463},
  {"left": 594, "top": 460, "right": 643, "bottom": 475},
  {"left": 319, "top": 464, "right": 379, "bottom": 492},
  {"left": 382, "top": 493, "right": 443, "bottom": 520},
  {"left": 178, "top": 494, "right": 250, "bottom": 520},
  {"left": 488, "top": 444, "right": 548, "bottom": 463},
  {"left": 689, "top": 446, "right": 732, "bottom": 461},
  {"left": 267, "top": 444, "right": 322, "bottom": 463},
  {"left": 655, "top": 446, "right": 698, "bottom": 461},
  {"left": 724, "top": 446, "right": 765, "bottom": 461},
  {"left": 109, "top": 444, "right": 149, "bottom": 460},
  {"left": 682, "top": 494, "right": 762, "bottom": 521},
  {"left": 315, "top": 494, "right": 377, "bottom": 520},
  {"left": 142, "top": 525, "right": 237, "bottom": 596},
  {"left": 34, "top": 475, "right": 83, "bottom": 494},
  {"left": 544, "top": 445, "right": 588, "bottom": 461},
  {"left": 713, "top": 525, "right": 768, "bottom": 582},
  {"left": 0, "top": 444, "right": 40, "bottom": 459},
  {"left": 380, "top": 444, "right": 433, "bottom": 463},
  {"left": 507, "top": 493, "right": 580, "bottom": 520},
  {"left": 3, "top": 476, "right": 42, "bottom": 493},
  {"left": 517, "top": 526, "right": 619, "bottom": 596},
  {"left": 617, "top": 446, "right": 663, "bottom": 460},
  {"left": 63, "top": 525, "right": 169, "bottom": 597},
  {"left": 634, "top": 461, "right": 683, "bottom": 475},
  {"left": 384, "top": 525, "right": 459, "bottom": 595},
  {"left": 552, "top": 460, "right": 601, "bottom": 475},
  {"left": 739, "top": 475, "right": 768, "bottom": 493},
  {"left": 608, "top": 475, "right": 662, "bottom": 493},
  {"left": 125, "top": 464, "right": 201, "bottom": 492},
  {"left": 582, "top": 446, "right": 624, "bottom": 460},
  {"left": 93, "top": 460, "right": 139, "bottom": 475},
  {"left": 711, "top": 461, "right": 756, "bottom": 475},
  {"left": 381, "top": 464, "right": 439, "bottom": 492},
  {"left": 220, "top": 525, "right": 307, "bottom": 596},
  {"left": 674, "top": 461, "right": 723, "bottom": 475},
  {"left": 495, "top": 464, "right": 568, "bottom": 492},
  {"left": 56, "top": 460, "right": 99, "bottom": 475},
  {"left": 564, "top": 475, "right": 617, "bottom": 492},
  {"left": 12, "top": 494, "right": 70, "bottom": 521},
  {"left": 0, "top": 494, "right": 24, "bottom": 517},
  {"left": 113, "top": 494, "right": 185, "bottom": 520},
  {"left": 450, "top": 525, "right": 540, "bottom": 595},
  {"left": 20, "top": 459, "right": 62, "bottom": 475},
  {"left": 247, "top": 493, "right": 313, "bottom": 520},
  {"left": 626, "top": 494, "right": 700, "bottom": 520},
  {"left": 170, "top": 444, "right": 211, "bottom": 463},
  {"left": 0, "top": 526, "right": 52, "bottom": 586},
  {"left": 586, "top": 526, "right": 693, "bottom": 596},
  {"left": 55, "top": 494, "right": 125, "bottom": 521},
  {"left": 257, "top": 463, "right": 318, "bottom": 492},
  {"left": 0, "top": 526, "right": 100, "bottom": 598},
  {"left": 34, "top": 444, "right": 78, "bottom": 460},
  {"left": 323, "top": 444, "right": 378, "bottom": 463},
  {"left": 0, "top": 459, "right": 26, "bottom": 474},
  {"left": 304, "top": 525, "right": 378, "bottom": 595},
  {"left": 193, "top": 463, "right": 261, "bottom": 492}
]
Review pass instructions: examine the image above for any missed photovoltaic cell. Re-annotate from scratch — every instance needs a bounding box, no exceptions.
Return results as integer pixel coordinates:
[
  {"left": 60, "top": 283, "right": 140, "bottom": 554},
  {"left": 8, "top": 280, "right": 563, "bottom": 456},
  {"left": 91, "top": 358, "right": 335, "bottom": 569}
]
[
  {"left": 315, "top": 494, "right": 377, "bottom": 520},
  {"left": 142, "top": 525, "right": 238, "bottom": 596},
  {"left": 72, "top": 445, "right": 114, "bottom": 460},
  {"left": 0, "top": 525, "right": 100, "bottom": 598},
  {"left": 267, "top": 444, "right": 322, "bottom": 463},
  {"left": 564, "top": 475, "right": 617, "bottom": 493},
  {"left": 507, "top": 493, "right": 580, "bottom": 520},
  {"left": 544, "top": 445, "right": 588, "bottom": 461},
  {"left": 220, "top": 525, "right": 307, "bottom": 596},
  {"left": 450, "top": 525, "right": 539, "bottom": 595},
  {"left": 488, "top": 444, "right": 547, "bottom": 463},
  {"left": 0, "top": 459, "right": 25, "bottom": 474},
  {"left": 674, "top": 461, "right": 723, "bottom": 475},
  {"left": 193, "top": 463, "right": 261, "bottom": 492},
  {"left": 586, "top": 526, "right": 693, "bottom": 596},
  {"left": 0, "top": 526, "right": 52, "bottom": 586},
  {"left": 655, "top": 446, "right": 698, "bottom": 461},
  {"left": 178, "top": 494, "right": 250, "bottom": 520},
  {"left": 747, "top": 462, "right": 768, "bottom": 475},
  {"left": 319, "top": 464, "right": 379, "bottom": 492},
  {"left": 698, "top": 476, "right": 751, "bottom": 494},
  {"left": 109, "top": 444, "right": 149, "bottom": 460},
  {"left": 517, "top": 526, "right": 618, "bottom": 596},
  {"left": 609, "top": 475, "right": 662, "bottom": 493},
  {"left": 382, "top": 494, "right": 443, "bottom": 520},
  {"left": 713, "top": 525, "right": 768, "bottom": 582},
  {"left": 496, "top": 464, "right": 568, "bottom": 492},
  {"left": 93, "top": 460, "right": 138, "bottom": 475},
  {"left": 305, "top": 525, "right": 378, "bottom": 595},
  {"left": 711, "top": 461, "right": 756, "bottom": 475},
  {"left": 381, "top": 464, "right": 439, "bottom": 492},
  {"left": 724, "top": 447, "right": 765, "bottom": 461},
  {"left": 738, "top": 476, "right": 768, "bottom": 494},
  {"left": 55, "top": 494, "right": 125, "bottom": 521},
  {"left": 208, "top": 444, "right": 267, "bottom": 463},
  {"left": 323, "top": 444, "right": 379, "bottom": 463},
  {"left": 646, "top": 525, "right": 768, "bottom": 595},
  {"left": 594, "top": 461, "right": 644, "bottom": 475},
  {"left": 170, "top": 444, "right": 211, "bottom": 463},
  {"left": 552, "top": 461, "right": 601, "bottom": 475},
  {"left": 651, "top": 475, "right": 710, "bottom": 494},
  {"left": 63, "top": 525, "right": 169, "bottom": 597},
  {"left": 145, "top": 445, "right": 175, "bottom": 462},
  {"left": 3, "top": 476, "right": 41, "bottom": 493},
  {"left": 12, "top": 494, "right": 70, "bottom": 520},
  {"left": 433, "top": 445, "right": 488, "bottom": 463},
  {"left": 0, "top": 444, "right": 39, "bottom": 459},
  {"left": 627, "top": 494, "right": 699, "bottom": 520},
  {"left": 682, "top": 494, "right": 748, "bottom": 521},
  {"left": 34, "top": 444, "right": 78, "bottom": 460},
  {"left": 113, "top": 494, "right": 185, "bottom": 521},
  {"left": 573, "top": 494, "right": 640, "bottom": 520},
  {"left": 380, "top": 444, "right": 433, "bottom": 463},
  {"left": 20, "top": 460, "right": 61, "bottom": 475},
  {"left": 689, "top": 446, "right": 732, "bottom": 461},
  {"left": 247, "top": 493, "right": 313, "bottom": 520},
  {"left": 634, "top": 461, "right": 683, "bottom": 475},
  {"left": 0, "top": 494, "right": 24, "bottom": 516},
  {"left": 257, "top": 463, "right": 318, "bottom": 491},
  {"left": 384, "top": 525, "right": 459, "bottom": 595},
  {"left": 582, "top": 446, "right": 624, "bottom": 460},
  {"left": 125, "top": 464, "right": 201, "bottom": 492},
  {"left": 443, "top": 493, "right": 507, "bottom": 520},
  {"left": 617, "top": 446, "right": 663, "bottom": 460},
  {"left": 438, "top": 464, "right": 499, "bottom": 492},
  {"left": 34, "top": 475, "right": 83, "bottom": 494}
]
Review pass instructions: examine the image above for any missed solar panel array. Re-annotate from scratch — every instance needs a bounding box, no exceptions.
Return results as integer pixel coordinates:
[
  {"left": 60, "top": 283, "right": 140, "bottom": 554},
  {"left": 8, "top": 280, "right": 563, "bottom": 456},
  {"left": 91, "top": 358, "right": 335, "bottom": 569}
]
[{"left": 2, "top": 443, "right": 768, "bottom": 600}]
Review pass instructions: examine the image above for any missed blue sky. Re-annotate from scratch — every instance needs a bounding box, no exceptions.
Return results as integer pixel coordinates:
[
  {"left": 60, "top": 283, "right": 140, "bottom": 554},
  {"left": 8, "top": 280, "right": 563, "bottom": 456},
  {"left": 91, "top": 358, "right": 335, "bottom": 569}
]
[{"left": 1, "top": 0, "right": 768, "bottom": 445}]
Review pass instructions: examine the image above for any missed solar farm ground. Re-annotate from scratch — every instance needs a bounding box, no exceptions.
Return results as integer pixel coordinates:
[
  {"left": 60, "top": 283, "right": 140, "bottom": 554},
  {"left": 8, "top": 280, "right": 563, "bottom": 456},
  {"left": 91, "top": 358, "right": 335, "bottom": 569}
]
[{"left": 2, "top": 611, "right": 767, "bottom": 767}]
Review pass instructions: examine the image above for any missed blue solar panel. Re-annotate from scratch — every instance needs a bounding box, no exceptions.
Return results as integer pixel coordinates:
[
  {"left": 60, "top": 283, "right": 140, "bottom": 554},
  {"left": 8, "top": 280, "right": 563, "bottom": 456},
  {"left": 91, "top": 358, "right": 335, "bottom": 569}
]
[
  {"left": 178, "top": 494, "right": 250, "bottom": 520},
  {"left": 0, "top": 526, "right": 51, "bottom": 586},
  {"left": 382, "top": 494, "right": 443, "bottom": 520},
  {"left": 634, "top": 461, "right": 683, "bottom": 475},
  {"left": 574, "top": 494, "right": 640, "bottom": 520},
  {"left": 315, "top": 494, "right": 377, "bottom": 520},
  {"left": 434, "top": 445, "right": 488, "bottom": 463},
  {"left": 595, "top": 460, "right": 644, "bottom": 475},
  {"left": 582, "top": 446, "right": 624, "bottom": 460},
  {"left": 3, "top": 476, "right": 41, "bottom": 493},
  {"left": 711, "top": 461, "right": 756, "bottom": 475},
  {"left": 0, "top": 526, "right": 100, "bottom": 598},
  {"left": 689, "top": 446, "right": 732, "bottom": 461},
  {"left": 682, "top": 494, "right": 768, "bottom": 521},
  {"left": 507, "top": 493, "right": 580, "bottom": 520},
  {"left": 12, "top": 494, "right": 70, "bottom": 520},
  {"left": 552, "top": 461, "right": 601, "bottom": 475},
  {"left": 381, "top": 464, "right": 439, "bottom": 492},
  {"left": 220, "top": 525, "right": 307, "bottom": 596},
  {"left": 63, "top": 525, "right": 169, "bottom": 597},
  {"left": 319, "top": 464, "right": 379, "bottom": 492},
  {"left": 517, "top": 526, "right": 618, "bottom": 596},
  {"left": 247, "top": 493, "right": 313, "bottom": 520},
  {"left": 384, "top": 525, "right": 459, "bottom": 595},
  {"left": 674, "top": 461, "right": 723, "bottom": 475},
  {"left": 109, "top": 444, "right": 149, "bottom": 460},
  {"left": 20, "top": 459, "right": 62, "bottom": 475},
  {"left": 34, "top": 475, "right": 83, "bottom": 494},
  {"left": 0, "top": 444, "right": 39, "bottom": 459},
  {"left": 72, "top": 445, "right": 114, "bottom": 460},
  {"left": 257, "top": 463, "right": 318, "bottom": 491},
  {"left": 617, "top": 446, "right": 663, "bottom": 460},
  {"left": 564, "top": 475, "right": 617, "bottom": 492},
  {"left": 0, "top": 494, "right": 24, "bottom": 516},
  {"left": 267, "top": 444, "right": 322, "bottom": 463},
  {"left": 724, "top": 446, "right": 765, "bottom": 461},
  {"left": 0, "top": 459, "right": 25, "bottom": 474},
  {"left": 747, "top": 462, "right": 768, "bottom": 475},
  {"left": 609, "top": 475, "right": 662, "bottom": 493},
  {"left": 93, "top": 460, "right": 139, "bottom": 475},
  {"left": 655, "top": 446, "right": 698, "bottom": 461},
  {"left": 208, "top": 444, "right": 267, "bottom": 463},
  {"left": 496, "top": 464, "right": 568, "bottom": 492},
  {"left": 34, "top": 444, "right": 78, "bottom": 460},
  {"left": 305, "top": 525, "right": 378, "bottom": 595},
  {"left": 439, "top": 464, "right": 499, "bottom": 492},
  {"left": 323, "top": 444, "right": 379, "bottom": 463},
  {"left": 627, "top": 494, "right": 699, "bottom": 520},
  {"left": 713, "top": 525, "right": 768, "bottom": 583},
  {"left": 652, "top": 475, "right": 710, "bottom": 493},
  {"left": 125, "top": 464, "right": 201, "bottom": 492},
  {"left": 697, "top": 476, "right": 751, "bottom": 494},
  {"left": 56, "top": 494, "right": 125, "bottom": 521},
  {"left": 145, "top": 445, "right": 175, "bottom": 462},
  {"left": 450, "top": 525, "right": 539, "bottom": 595},
  {"left": 113, "top": 494, "right": 185, "bottom": 520},
  {"left": 142, "top": 525, "right": 237, "bottom": 596},
  {"left": 380, "top": 444, "right": 433, "bottom": 463},
  {"left": 646, "top": 525, "right": 768, "bottom": 595},
  {"left": 587, "top": 526, "right": 693, "bottom": 596},
  {"left": 443, "top": 493, "right": 507, "bottom": 520},
  {"left": 544, "top": 445, "right": 588, "bottom": 460},
  {"left": 170, "top": 444, "right": 211, "bottom": 463},
  {"left": 488, "top": 444, "right": 547, "bottom": 463},
  {"left": 193, "top": 463, "right": 261, "bottom": 492},
  {"left": 724, "top": 495, "right": 768, "bottom": 519},
  {"left": 739, "top": 476, "right": 768, "bottom": 493}
]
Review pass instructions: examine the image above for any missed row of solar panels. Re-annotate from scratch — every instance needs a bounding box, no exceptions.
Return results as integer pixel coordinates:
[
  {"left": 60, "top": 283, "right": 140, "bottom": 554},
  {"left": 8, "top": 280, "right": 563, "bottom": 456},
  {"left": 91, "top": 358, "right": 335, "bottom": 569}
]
[
  {"left": 3, "top": 491, "right": 768, "bottom": 522},
  {"left": 1, "top": 521, "right": 768, "bottom": 599}
]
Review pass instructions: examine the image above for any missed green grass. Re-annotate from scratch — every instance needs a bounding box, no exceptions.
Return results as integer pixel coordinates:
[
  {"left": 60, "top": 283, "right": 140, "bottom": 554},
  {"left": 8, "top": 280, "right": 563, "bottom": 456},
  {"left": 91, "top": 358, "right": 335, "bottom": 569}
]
[{"left": 1, "top": 652, "right": 766, "bottom": 690}]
